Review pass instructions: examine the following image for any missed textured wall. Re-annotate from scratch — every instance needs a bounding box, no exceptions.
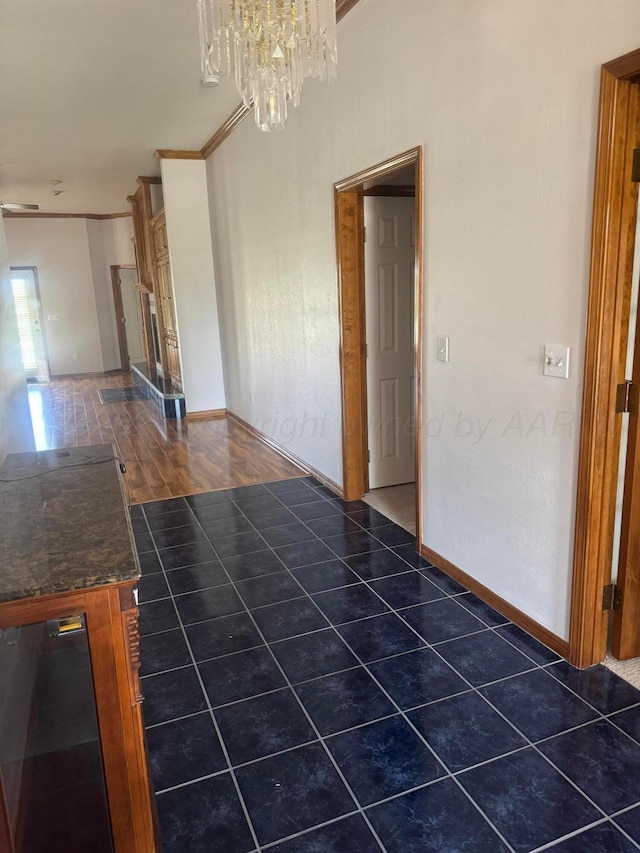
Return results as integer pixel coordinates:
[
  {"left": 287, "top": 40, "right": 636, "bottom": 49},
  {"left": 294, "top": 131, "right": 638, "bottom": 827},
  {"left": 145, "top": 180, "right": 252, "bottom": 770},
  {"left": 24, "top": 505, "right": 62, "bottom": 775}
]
[
  {"left": 5, "top": 216, "right": 135, "bottom": 376},
  {"left": 205, "top": 0, "right": 640, "bottom": 639},
  {"left": 161, "top": 159, "right": 226, "bottom": 413}
]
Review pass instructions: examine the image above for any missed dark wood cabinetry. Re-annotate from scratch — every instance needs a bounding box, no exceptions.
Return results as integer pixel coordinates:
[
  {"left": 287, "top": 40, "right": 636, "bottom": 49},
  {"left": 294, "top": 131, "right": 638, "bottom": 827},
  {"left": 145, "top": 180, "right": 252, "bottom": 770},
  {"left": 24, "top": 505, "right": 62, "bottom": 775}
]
[
  {"left": 151, "top": 209, "right": 182, "bottom": 389},
  {"left": 0, "top": 446, "right": 157, "bottom": 853}
]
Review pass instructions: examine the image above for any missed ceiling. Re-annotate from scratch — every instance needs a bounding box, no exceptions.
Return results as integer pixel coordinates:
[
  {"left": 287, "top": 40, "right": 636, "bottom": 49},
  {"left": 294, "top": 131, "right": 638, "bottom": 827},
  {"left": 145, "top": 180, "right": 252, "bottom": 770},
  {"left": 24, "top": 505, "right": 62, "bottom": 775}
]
[{"left": 0, "top": 0, "right": 248, "bottom": 214}]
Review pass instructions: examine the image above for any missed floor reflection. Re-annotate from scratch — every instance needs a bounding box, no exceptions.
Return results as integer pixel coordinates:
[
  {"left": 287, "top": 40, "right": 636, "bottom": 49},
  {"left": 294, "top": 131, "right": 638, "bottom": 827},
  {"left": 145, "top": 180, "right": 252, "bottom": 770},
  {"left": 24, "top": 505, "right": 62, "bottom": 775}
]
[{"left": 28, "top": 385, "right": 49, "bottom": 451}]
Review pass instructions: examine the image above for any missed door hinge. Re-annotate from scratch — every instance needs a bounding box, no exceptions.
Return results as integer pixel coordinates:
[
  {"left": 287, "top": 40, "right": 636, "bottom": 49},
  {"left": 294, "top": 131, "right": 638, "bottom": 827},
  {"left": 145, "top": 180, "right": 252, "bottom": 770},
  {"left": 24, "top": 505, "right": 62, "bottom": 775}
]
[
  {"left": 363, "top": 226, "right": 367, "bottom": 243},
  {"left": 368, "top": 450, "right": 371, "bottom": 462},
  {"left": 615, "top": 381, "right": 639, "bottom": 414},
  {"left": 602, "top": 583, "right": 623, "bottom": 611}
]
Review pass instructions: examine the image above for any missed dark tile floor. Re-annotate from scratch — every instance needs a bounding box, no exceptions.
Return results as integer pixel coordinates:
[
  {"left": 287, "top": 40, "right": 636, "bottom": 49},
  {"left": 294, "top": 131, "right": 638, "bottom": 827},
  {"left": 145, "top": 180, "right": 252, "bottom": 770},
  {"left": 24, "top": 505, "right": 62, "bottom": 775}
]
[{"left": 133, "top": 477, "right": 640, "bottom": 853}]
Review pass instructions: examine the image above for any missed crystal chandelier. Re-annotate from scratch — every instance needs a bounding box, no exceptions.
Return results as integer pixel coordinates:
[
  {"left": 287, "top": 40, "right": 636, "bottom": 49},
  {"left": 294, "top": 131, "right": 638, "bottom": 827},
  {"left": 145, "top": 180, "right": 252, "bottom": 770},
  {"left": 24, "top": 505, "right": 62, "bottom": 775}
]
[{"left": 197, "top": 0, "right": 338, "bottom": 131}]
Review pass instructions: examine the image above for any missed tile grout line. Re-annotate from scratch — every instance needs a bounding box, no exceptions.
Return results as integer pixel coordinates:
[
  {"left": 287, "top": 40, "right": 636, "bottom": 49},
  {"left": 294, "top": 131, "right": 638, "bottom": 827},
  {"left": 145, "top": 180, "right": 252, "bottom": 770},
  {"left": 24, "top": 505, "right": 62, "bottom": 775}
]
[
  {"left": 142, "top": 528, "right": 263, "bottom": 853},
  {"left": 137, "top": 483, "right": 640, "bottom": 851},
  {"left": 143, "top": 483, "right": 390, "bottom": 849},
  {"left": 246, "top": 483, "right": 640, "bottom": 847},
  {"left": 140, "top": 489, "right": 534, "bottom": 847},
  {"left": 527, "top": 817, "right": 629, "bottom": 852},
  {"left": 194, "top": 529, "right": 390, "bottom": 851},
  {"left": 209, "top": 484, "right": 520, "bottom": 853}
]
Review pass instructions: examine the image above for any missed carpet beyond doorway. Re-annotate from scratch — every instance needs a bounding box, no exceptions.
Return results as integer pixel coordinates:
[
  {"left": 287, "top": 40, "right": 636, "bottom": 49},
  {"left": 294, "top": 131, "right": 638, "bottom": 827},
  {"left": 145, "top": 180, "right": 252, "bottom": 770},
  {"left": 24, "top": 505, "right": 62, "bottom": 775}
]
[
  {"left": 603, "top": 654, "right": 640, "bottom": 691},
  {"left": 364, "top": 483, "right": 416, "bottom": 535}
]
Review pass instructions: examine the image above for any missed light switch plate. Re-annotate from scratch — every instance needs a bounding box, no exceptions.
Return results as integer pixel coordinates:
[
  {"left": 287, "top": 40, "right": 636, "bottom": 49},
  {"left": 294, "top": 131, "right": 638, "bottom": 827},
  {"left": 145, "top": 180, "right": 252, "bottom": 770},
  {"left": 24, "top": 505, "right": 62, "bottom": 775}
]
[
  {"left": 544, "top": 345, "right": 570, "bottom": 379},
  {"left": 437, "top": 336, "right": 449, "bottom": 363}
]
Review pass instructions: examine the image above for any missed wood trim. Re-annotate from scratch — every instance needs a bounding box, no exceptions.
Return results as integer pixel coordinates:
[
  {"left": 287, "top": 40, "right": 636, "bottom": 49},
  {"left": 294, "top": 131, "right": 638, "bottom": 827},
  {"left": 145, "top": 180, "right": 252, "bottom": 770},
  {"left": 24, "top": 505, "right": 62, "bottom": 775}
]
[
  {"left": 201, "top": 104, "right": 253, "bottom": 159},
  {"left": 570, "top": 59, "right": 640, "bottom": 668},
  {"left": 186, "top": 408, "right": 227, "bottom": 420},
  {"left": 136, "top": 177, "right": 162, "bottom": 186},
  {"left": 2, "top": 211, "right": 132, "bottom": 220},
  {"left": 422, "top": 545, "right": 571, "bottom": 660},
  {"left": 199, "top": 0, "right": 361, "bottom": 159},
  {"left": 335, "top": 187, "right": 367, "bottom": 501},
  {"left": 613, "top": 292, "right": 640, "bottom": 658},
  {"left": 336, "top": 0, "right": 361, "bottom": 18},
  {"left": 149, "top": 207, "right": 165, "bottom": 227},
  {"left": 154, "top": 149, "right": 204, "bottom": 160},
  {"left": 335, "top": 148, "right": 422, "bottom": 192},
  {"left": 0, "top": 582, "right": 157, "bottom": 852},
  {"left": 226, "top": 410, "right": 344, "bottom": 497},
  {"left": 362, "top": 185, "right": 415, "bottom": 197},
  {"left": 604, "top": 47, "right": 640, "bottom": 79},
  {"left": 414, "top": 150, "right": 425, "bottom": 547},
  {"left": 335, "top": 146, "right": 423, "bottom": 548}
]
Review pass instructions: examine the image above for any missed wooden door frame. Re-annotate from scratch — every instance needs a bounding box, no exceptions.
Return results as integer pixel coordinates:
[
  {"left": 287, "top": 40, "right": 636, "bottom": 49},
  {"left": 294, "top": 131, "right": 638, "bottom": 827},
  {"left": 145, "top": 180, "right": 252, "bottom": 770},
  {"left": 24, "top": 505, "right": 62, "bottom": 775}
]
[
  {"left": 335, "top": 146, "right": 424, "bottom": 545},
  {"left": 570, "top": 49, "right": 640, "bottom": 667}
]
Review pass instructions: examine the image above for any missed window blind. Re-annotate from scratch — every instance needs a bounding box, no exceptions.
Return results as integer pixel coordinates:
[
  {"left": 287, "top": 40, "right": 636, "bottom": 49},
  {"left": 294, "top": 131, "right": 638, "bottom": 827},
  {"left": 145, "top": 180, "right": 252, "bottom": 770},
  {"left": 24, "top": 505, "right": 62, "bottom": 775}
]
[{"left": 11, "top": 279, "right": 38, "bottom": 371}]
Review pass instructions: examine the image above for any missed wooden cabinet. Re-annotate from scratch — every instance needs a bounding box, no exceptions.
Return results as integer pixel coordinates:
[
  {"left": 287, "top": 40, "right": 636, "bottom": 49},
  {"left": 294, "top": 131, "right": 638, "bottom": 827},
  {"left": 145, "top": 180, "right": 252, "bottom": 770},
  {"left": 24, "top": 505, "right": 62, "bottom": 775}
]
[
  {"left": 151, "top": 209, "right": 182, "bottom": 389},
  {"left": 0, "top": 446, "right": 157, "bottom": 853},
  {"left": 127, "top": 179, "right": 160, "bottom": 375}
]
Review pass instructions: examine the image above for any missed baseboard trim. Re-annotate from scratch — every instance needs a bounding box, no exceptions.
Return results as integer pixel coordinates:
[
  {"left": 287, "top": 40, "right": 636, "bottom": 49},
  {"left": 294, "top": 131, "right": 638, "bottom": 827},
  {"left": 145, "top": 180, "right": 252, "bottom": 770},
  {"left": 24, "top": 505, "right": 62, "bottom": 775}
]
[
  {"left": 186, "top": 408, "right": 227, "bottom": 420},
  {"left": 421, "top": 545, "right": 570, "bottom": 660},
  {"left": 227, "top": 410, "right": 344, "bottom": 497}
]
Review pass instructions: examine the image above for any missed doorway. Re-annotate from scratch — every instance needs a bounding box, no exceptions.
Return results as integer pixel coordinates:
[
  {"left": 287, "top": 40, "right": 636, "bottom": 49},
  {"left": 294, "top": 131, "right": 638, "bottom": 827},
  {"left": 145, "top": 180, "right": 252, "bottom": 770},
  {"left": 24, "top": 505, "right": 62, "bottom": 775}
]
[
  {"left": 335, "top": 147, "right": 423, "bottom": 543},
  {"left": 111, "top": 266, "right": 144, "bottom": 370},
  {"left": 570, "top": 47, "right": 640, "bottom": 668},
  {"left": 9, "top": 266, "right": 49, "bottom": 383}
]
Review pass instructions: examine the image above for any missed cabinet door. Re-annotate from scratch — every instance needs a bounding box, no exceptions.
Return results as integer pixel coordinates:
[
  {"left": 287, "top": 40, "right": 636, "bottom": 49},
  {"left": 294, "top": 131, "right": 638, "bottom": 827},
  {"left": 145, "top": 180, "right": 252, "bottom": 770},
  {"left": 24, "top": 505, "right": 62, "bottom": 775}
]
[
  {"left": 156, "top": 258, "right": 176, "bottom": 336},
  {"left": 151, "top": 210, "right": 182, "bottom": 389},
  {"left": 151, "top": 213, "right": 168, "bottom": 260},
  {"left": 0, "top": 617, "right": 113, "bottom": 852}
]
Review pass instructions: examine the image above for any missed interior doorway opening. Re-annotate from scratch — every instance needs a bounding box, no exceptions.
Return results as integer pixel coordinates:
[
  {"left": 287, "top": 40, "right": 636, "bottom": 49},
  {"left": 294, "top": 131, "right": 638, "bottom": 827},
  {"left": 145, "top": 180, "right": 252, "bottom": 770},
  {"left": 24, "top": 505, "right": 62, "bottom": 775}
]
[
  {"left": 335, "top": 147, "right": 423, "bottom": 543},
  {"left": 10, "top": 266, "right": 48, "bottom": 384},
  {"left": 111, "top": 265, "right": 144, "bottom": 371},
  {"left": 570, "top": 47, "right": 640, "bottom": 669}
]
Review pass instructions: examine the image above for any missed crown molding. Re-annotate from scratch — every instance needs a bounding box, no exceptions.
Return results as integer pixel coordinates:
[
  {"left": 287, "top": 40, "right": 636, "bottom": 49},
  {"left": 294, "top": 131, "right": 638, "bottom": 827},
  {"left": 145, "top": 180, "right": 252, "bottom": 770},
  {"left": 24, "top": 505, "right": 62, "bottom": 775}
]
[
  {"left": 124, "top": 0, "right": 362, "bottom": 200},
  {"left": 3, "top": 211, "right": 132, "bottom": 220},
  {"left": 201, "top": 103, "right": 253, "bottom": 159},
  {"left": 154, "top": 149, "right": 204, "bottom": 160}
]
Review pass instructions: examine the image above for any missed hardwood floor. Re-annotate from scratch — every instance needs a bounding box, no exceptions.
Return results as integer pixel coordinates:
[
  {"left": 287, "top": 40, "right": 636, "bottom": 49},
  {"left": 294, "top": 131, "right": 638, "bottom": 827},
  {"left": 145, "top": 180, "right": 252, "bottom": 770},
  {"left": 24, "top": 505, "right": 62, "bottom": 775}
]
[{"left": 27, "top": 373, "right": 306, "bottom": 504}]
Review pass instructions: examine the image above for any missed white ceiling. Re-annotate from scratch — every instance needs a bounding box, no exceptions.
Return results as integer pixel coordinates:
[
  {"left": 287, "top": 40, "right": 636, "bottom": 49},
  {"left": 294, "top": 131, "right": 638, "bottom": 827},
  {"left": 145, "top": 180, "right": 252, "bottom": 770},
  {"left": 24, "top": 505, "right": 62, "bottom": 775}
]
[{"left": 0, "top": 0, "right": 245, "bottom": 214}]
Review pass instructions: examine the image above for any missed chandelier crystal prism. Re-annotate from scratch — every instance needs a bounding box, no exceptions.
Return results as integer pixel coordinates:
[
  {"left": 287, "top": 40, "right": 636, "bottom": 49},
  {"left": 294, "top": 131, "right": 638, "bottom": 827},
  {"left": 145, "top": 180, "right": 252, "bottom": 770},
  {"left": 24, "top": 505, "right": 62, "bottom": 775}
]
[{"left": 197, "top": 0, "right": 338, "bottom": 131}]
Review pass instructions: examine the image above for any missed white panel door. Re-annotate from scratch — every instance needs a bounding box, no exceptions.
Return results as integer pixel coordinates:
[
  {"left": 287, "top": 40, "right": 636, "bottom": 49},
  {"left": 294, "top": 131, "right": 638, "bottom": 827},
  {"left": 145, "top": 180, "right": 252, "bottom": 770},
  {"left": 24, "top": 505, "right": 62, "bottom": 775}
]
[{"left": 364, "top": 196, "right": 415, "bottom": 488}]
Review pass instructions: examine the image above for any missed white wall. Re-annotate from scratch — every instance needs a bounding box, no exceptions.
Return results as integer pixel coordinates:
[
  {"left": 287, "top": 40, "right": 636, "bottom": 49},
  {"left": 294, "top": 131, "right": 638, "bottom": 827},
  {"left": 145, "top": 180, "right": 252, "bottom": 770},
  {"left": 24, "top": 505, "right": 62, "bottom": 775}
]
[
  {"left": 0, "top": 215, "right": 34, "bottom": 465},
  {"left": 87, "top": 217, "right": 136, "bottom": 371},
  {"left": 161, "top": 159, "right": 225, "bottom": 413},
  {"left": 4, "top": 216, "right": 134, "bottom": 376},
  {"left": 205, "top": 0, "right": 640, "bottom": 640}
]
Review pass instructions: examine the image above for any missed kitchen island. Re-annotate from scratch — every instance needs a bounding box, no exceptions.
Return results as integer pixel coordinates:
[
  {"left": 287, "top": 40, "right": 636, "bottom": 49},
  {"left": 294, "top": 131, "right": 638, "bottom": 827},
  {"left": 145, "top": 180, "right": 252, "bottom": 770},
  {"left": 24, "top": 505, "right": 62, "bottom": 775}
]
[{"left": 0, "top": 445, "right": 157, "bottom": 852}]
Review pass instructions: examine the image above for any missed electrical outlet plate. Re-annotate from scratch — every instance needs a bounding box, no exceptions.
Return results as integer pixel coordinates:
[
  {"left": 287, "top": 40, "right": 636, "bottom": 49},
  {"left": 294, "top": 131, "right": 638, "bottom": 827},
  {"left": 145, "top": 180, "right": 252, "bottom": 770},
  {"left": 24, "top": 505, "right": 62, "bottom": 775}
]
[{"left": 544, "top": 345, "right": 570, "bottom": 379}]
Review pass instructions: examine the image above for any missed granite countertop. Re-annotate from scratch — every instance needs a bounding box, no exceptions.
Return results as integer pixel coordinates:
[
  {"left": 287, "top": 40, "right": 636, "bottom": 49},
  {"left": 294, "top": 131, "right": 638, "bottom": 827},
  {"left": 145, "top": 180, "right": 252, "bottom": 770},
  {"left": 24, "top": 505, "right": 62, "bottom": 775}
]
[{"left": 0, "top": 444, "right": 140, "bottom": 604}]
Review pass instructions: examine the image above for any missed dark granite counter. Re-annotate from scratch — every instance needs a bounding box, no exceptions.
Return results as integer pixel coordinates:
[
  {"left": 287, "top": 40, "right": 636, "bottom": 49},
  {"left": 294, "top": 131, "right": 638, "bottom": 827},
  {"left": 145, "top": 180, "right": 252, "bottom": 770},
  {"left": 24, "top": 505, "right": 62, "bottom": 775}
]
[{"left": 0, "top": 444, "right": 140, "bottom": 603}]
